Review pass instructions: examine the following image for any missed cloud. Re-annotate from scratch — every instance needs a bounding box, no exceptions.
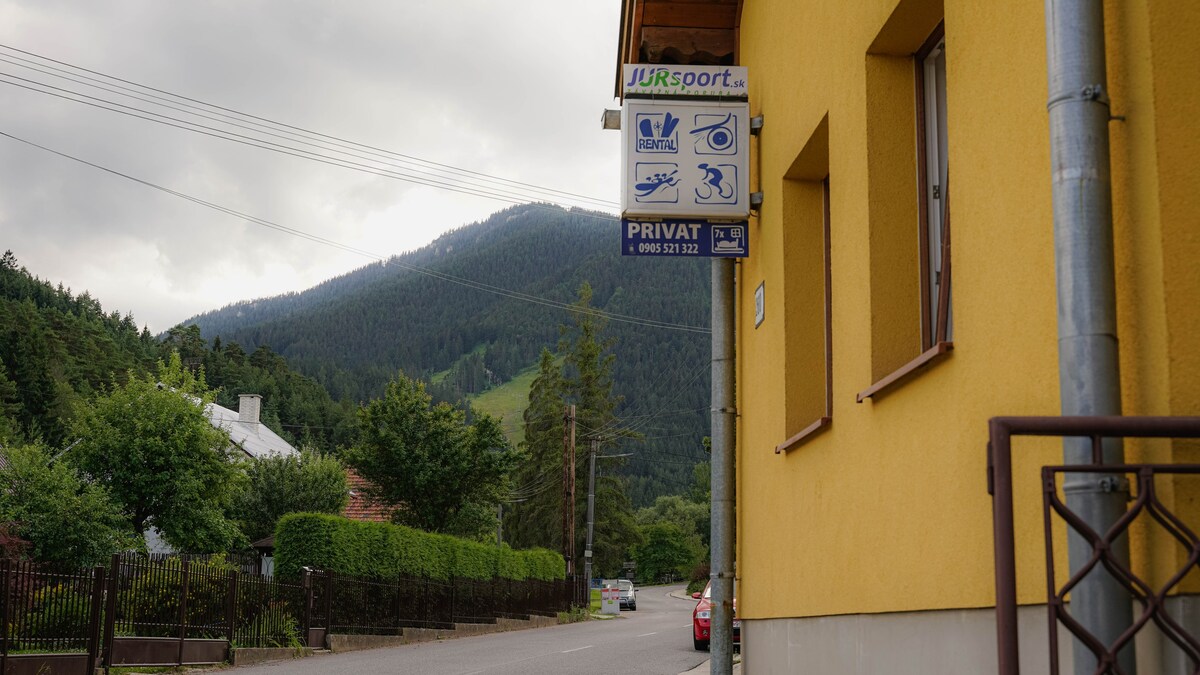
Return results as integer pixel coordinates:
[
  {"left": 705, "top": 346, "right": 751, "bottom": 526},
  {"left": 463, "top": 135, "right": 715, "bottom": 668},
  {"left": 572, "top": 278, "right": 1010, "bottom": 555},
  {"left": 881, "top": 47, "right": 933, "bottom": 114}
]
[{"left": 0, "top": 0, "right": 621, "bottom": 332}]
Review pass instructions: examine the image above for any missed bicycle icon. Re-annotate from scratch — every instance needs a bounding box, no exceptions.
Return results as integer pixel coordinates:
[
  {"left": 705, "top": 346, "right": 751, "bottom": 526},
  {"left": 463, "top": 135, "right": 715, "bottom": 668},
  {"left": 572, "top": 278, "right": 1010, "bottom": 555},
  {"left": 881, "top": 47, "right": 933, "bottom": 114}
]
[{"left": 695, "top": 163, "right": 737, "bottom": 204}]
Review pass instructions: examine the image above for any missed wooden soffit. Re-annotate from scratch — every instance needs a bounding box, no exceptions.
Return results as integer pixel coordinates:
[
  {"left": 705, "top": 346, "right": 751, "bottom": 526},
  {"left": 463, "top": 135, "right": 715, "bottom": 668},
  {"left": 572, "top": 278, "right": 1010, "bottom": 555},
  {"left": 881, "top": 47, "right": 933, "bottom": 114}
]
[{"left": 616, "top": 0, "right": 741, "bottom": 96}]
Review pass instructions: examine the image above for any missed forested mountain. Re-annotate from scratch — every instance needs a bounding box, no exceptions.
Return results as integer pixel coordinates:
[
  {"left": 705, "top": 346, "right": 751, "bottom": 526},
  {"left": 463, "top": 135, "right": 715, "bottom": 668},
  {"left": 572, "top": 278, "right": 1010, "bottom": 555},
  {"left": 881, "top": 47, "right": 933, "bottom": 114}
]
[
  {"left": 184, "top": 204, "right": 713, "bottom": 505},
  {"left": 0, "top": 252, "right": 354, "bottom": 451}
]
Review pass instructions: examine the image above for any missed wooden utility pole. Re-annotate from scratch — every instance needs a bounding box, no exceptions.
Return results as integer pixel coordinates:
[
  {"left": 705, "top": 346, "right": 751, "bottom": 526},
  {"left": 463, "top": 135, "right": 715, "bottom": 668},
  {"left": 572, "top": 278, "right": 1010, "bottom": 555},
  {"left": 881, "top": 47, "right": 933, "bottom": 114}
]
[{"left": 562, "top": 405, "right": 576, "bottom": 574}]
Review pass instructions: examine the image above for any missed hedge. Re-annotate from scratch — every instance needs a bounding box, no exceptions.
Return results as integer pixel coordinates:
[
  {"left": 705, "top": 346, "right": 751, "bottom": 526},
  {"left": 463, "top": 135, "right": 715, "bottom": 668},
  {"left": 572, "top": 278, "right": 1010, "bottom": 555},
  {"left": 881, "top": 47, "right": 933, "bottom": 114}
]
[{"left": 274, "top": 513, "right": 565, "bottom": 582}]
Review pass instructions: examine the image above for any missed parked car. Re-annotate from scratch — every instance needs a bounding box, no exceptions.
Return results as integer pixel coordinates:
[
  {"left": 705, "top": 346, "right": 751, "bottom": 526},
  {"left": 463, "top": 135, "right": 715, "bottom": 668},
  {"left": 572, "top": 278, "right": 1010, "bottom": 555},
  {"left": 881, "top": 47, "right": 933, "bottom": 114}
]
[
  {"left": 616, "top": 579, "right": 636, "bottom": 611},
  {"left": 692, "top": 580, "right": 739, "bottom": 651}
]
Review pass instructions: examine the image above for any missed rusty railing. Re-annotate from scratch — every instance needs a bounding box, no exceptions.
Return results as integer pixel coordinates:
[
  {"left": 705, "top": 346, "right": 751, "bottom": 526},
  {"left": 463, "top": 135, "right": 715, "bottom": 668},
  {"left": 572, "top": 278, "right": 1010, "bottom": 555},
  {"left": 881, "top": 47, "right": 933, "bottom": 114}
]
[{"left": 989, "top": 415, "right": 1200, "bottom": 675}]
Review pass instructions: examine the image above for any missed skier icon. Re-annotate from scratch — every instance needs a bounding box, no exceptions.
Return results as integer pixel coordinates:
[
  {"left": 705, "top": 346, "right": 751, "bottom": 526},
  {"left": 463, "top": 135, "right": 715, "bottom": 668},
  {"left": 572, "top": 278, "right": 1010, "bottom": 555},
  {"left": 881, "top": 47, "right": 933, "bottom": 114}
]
[{"left": 696, "top": 163, "right": 735, "bottom": 201}]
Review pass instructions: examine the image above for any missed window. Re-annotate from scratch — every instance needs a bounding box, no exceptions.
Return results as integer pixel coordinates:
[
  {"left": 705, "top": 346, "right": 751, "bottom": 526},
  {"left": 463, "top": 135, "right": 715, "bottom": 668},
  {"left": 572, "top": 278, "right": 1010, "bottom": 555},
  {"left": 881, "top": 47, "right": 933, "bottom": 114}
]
[
  {"left": 857, "top": 15, "right": 952, "bottom": 402},
  {"left": 916, "top": 24, "right": 951, "bottom": 347},
  {"left": 778, "top": 116, "right": 831, "bottom": 452}
]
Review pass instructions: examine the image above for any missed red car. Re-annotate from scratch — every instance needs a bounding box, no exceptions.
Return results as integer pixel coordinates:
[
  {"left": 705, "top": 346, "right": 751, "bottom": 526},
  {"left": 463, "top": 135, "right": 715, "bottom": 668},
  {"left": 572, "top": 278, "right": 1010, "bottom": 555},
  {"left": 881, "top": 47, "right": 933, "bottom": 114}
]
[{"left": 691, "top": 581, "right": 740, "bottom": 651}]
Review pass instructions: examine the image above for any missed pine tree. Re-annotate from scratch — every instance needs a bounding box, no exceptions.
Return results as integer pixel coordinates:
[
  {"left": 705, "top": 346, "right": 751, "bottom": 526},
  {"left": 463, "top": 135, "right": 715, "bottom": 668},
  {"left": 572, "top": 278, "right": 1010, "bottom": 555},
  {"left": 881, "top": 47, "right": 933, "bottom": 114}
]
[
  {"left": 505, "top": 283, "right": 643, "bottom": 577},
  {"left": 504, "top": 349, "right": 566, "bottom": 551}
]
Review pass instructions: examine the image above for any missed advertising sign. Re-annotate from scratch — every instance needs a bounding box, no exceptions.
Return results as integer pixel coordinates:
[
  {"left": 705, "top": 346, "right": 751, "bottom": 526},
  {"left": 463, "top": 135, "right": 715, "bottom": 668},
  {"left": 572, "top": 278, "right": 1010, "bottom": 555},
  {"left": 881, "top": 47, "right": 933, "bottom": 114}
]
[
  {"left": 621, "top": 99, "right": 750, "bottom": 220},
  {"left": 623, "top": 64, "right": 748, "bottom": 98},
  {"left": 621, "top": 218, "right": 749, "bottom": 258}
]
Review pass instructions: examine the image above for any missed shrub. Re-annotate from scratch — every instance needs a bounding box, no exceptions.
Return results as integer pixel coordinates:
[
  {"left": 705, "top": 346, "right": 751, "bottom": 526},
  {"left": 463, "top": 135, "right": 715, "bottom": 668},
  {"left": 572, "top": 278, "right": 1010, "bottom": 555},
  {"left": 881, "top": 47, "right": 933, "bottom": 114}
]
[
  {"left": 16, "top": 583, "right": 91, "bottom": 647},
  {"left": 238, "top": 602, "right": 301, "bottom": 649},
  {"left": 118, "top": 555, "right": 236, "bottom": 638},
  {"left": 274, "top": 514, "right": 564, "bottom": 582}
]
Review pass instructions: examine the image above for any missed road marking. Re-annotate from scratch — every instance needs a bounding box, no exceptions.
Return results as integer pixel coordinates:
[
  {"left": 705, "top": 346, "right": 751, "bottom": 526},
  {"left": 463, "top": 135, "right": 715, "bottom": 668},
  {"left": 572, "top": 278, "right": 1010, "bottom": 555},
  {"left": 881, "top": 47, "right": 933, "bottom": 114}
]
[
  {"left": 638, "top": 632, "right": 658, "bottom": 637},
  {"left": 561, "top": 645, "right": 594, "bottom": 653}
]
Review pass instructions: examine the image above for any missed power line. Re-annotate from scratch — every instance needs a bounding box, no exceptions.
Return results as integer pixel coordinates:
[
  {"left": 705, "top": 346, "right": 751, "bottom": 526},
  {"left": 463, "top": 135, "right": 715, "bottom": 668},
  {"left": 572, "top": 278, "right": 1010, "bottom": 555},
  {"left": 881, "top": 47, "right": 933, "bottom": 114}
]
[
  {"left": 0, "top": 72, "right": 616, "bottom": 213},
  {"left": 0, "top": 44, "right": 620, "bottom": 210},
  {"left": 0, "top": 130, "right": 710, "bottom": 335}
]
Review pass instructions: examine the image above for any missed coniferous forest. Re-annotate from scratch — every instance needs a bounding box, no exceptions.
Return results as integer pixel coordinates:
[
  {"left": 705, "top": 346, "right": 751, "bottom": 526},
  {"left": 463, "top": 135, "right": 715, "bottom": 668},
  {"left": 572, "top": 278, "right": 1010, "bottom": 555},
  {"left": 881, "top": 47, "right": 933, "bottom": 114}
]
[{"left": 2, "top": 204, "right": 712, "bottom": 508}]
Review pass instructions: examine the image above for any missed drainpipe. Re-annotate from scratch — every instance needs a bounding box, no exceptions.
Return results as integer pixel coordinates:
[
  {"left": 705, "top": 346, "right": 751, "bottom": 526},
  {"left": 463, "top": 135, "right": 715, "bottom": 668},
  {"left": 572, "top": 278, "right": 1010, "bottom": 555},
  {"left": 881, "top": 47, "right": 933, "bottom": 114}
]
[
  {"left": 1044, "top": 1, "right": 1134, "bottom": 672},
  {"left": 710, "top": 257, "right": 736, "bottom": 675}
]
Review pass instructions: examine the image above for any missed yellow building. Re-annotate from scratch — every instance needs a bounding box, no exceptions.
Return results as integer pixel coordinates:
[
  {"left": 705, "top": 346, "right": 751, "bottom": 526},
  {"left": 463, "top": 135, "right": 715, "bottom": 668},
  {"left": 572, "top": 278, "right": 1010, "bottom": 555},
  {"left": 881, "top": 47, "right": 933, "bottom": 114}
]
[{"left": 617, "top": 1, "right": 1199, "bottom": 672}]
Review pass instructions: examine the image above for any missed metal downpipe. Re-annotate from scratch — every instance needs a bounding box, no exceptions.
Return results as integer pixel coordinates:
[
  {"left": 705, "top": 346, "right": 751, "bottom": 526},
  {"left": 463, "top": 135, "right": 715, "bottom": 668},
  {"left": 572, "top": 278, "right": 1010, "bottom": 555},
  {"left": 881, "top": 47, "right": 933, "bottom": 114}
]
[
  {"left": 710, "top": 257, "right": 736, "bottom": 675},
  {"left": 1044, "top": 0, "right": 1133, "bottom": 671}
]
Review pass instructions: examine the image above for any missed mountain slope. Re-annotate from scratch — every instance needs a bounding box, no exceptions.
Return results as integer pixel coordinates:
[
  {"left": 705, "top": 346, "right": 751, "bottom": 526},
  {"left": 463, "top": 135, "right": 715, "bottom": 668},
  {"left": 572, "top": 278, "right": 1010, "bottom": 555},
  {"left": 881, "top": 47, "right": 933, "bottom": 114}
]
[{"left": 184, "top": 204, "right": 713, "bottom": 505}]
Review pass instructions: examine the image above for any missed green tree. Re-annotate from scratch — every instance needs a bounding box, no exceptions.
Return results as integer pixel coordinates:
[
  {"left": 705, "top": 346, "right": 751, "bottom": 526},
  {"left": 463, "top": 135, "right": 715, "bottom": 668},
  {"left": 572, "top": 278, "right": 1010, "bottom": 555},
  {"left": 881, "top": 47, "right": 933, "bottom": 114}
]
[
  {"left": 69, "top": 353, "right": 246, "bottom": 552},
  {"left": 228, "top": 449, "right": 349, "bottom": 542},
  {"left": 346, "top": 372, "right": 521, "bottom": 539},
  {"left": 562, "top": 283, "right": 642, "bottom": 577},
  {"left": 636, "top": 494, "right": 708, "bottom": 571},
  {"left": 633, "top": 522, "right": 701, "bottom": 583},
  {"left": 506, "top": 283, "right": 643, "bottom": 576},
  {"left": 504, "top": 349, "right": 567, "bottom": 552},
  {"left": 0, "top": 442, "right": 137, "bottom": 567},
  {"left": 0, "top": 361, "right": 22, "bottom": 444}
]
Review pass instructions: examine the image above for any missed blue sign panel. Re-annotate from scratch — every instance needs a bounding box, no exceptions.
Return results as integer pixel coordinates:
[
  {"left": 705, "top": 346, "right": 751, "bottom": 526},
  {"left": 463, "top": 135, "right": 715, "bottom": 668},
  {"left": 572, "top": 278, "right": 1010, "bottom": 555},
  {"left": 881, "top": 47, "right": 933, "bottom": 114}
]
[{"left": 621, "top": 218, "right": 749, "bottom": 258}]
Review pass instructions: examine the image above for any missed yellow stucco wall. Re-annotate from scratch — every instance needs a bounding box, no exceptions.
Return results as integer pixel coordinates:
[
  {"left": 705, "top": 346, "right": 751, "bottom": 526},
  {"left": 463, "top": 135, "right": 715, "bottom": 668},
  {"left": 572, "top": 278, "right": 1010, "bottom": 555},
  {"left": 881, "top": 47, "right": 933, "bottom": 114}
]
[{"left": 733, "top": 0, "right": 1200, "bottom": 620}]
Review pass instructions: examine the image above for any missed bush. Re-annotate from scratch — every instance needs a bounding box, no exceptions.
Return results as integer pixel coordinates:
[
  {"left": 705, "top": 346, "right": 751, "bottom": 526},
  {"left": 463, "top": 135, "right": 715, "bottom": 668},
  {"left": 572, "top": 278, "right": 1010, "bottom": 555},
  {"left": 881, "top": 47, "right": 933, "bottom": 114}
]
[
  {"left": 274, "top": 514, "right": 564, "bottom": 582},
  {"left": 238, "top": 603, "right": 301, "bottom": 649},
  {"left": 119, "top": 555, "right": 236, "bottom": 638},
  {"left": 685, "top": 562, "right": 710, "bottom": 595},
  {"left": 17, "top": 583, "right": 91, "bottom": 646}
]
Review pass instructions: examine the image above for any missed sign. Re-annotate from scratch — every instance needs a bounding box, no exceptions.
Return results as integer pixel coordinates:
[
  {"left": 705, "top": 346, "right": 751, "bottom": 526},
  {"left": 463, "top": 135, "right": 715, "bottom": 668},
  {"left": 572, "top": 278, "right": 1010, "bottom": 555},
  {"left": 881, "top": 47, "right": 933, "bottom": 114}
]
[
  {"left": 600, "top": 587, "right": 620, "bottom": 615},
  {"left": 623, "top": 64, "right": 748, "bottom": 98},
  {"left": 621, "top": 99, "right": 751, "bottom": 219},
  {"left": 622, "top": 218, "right": 749, "bottom": 258},
  {"left": 754, "top": 282, "right": 765, "bottom": 327}
]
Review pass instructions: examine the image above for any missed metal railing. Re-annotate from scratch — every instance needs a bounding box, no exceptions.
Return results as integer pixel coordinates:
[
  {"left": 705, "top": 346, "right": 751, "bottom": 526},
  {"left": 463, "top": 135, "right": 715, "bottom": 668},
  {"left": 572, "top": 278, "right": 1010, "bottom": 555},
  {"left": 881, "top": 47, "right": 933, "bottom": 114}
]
[
  {"left": 0, "top": 552, "right": 584, "bottom": 673},
  {"left": 989, "top": 415, "right": 1200, "bottom": 675}
]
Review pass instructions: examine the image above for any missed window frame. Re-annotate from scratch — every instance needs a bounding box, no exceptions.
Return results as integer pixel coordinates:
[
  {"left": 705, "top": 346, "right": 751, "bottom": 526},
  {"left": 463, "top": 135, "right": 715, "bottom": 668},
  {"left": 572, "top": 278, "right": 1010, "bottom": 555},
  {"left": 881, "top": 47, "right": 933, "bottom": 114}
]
[
  {"left": 915, "top": 23, "right": 951, "bottom": 349},
  {"left": 776, "top": 175, "right": 833, "bottom": 453},
  {"left": 856, "top": 22, "right": 953, "bottom": 403}
]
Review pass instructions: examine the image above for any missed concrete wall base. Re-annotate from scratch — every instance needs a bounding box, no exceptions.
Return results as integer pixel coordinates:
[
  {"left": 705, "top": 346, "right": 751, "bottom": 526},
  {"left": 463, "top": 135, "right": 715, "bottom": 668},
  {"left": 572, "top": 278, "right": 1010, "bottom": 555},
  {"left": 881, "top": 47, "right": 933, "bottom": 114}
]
[
  {"left": 230, "top": 646, "right": 310, "bottom": 666},
  {"left": 327, "top": 615, "right": 561, "bottom": 653},
  {"left": 742, "top": 597, "right": 1200, "bottom": 674}
]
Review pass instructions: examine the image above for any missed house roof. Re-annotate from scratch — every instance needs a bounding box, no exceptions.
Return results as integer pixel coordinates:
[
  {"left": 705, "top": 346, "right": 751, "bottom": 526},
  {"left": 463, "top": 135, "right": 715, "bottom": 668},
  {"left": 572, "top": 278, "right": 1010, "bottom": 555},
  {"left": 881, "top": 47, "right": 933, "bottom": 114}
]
[
  {"left": 343, "top": 469, "right": 393, "bottom": 523},
  {"left": 616, "top": 0, "right": 741, "bottom": 96},
  {"left": 204, "top": 401, "right": 299, "bottom": 459}
]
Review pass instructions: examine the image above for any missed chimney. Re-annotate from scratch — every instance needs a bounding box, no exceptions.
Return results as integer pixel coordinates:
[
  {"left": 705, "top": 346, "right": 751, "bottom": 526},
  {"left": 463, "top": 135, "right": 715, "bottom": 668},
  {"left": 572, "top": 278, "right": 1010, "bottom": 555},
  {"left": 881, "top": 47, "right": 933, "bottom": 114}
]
[{"left": 238, "top": 394, "right": 261, "bottom": 425}]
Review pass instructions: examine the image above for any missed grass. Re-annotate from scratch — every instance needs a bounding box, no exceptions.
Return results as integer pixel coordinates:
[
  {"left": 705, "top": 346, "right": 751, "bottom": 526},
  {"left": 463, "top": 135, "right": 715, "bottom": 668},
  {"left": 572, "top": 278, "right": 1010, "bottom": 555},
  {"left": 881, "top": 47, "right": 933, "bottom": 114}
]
[{"left": 466, "top": 362, "right": 542, "bottom": 447}]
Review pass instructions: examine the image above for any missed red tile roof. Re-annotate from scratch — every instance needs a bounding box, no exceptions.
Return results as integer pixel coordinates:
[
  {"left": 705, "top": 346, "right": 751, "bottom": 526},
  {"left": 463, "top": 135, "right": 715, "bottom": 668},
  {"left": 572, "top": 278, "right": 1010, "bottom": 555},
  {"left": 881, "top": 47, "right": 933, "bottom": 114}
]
[{"left": 343, "top": 469, "right": 394, "bottom": 523}]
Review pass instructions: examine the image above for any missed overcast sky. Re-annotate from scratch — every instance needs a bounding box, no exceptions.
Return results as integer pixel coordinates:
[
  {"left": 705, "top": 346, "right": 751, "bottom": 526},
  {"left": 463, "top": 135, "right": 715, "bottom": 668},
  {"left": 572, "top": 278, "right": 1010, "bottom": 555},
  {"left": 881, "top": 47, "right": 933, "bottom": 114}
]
[{"left": 0, "top": 1, "right": 622, "bottom": 332}]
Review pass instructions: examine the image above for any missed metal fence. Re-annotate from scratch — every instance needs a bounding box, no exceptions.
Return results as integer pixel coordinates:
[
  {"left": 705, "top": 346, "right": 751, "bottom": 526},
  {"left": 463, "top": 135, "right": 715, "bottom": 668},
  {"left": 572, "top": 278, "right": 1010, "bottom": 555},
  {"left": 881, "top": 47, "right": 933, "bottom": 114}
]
[
  {"left": 0, "top": 552, "right": 584, "bottom": 674},
  {"left": 988, "top": 415, "right": 1200, "bottom": 675},
  {"left": 315, "top": 570, "right": 580, "bottom": 636},
  {"left": 0, "top": 559, "right": 104, "bottom": 675}
]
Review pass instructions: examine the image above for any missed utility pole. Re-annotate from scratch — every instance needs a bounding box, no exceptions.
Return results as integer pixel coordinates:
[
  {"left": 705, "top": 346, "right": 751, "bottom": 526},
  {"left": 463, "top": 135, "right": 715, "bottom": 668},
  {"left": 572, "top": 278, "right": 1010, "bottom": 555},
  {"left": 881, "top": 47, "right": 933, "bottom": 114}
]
[
  {"left": 584, "top": 437, "right": 598, "bottom": 585},
  {"left": 562, "top": 405, "right": 576, "bottom": 575},
  {"left": 583, "top": 444, "right": 633, "bottom": 588}
]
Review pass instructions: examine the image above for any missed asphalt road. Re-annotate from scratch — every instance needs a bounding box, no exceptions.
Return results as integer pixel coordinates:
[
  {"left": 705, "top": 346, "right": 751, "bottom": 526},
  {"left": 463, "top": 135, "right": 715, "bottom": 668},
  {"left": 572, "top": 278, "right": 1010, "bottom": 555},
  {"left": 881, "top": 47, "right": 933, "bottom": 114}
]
[{"left": 224, "top": 583, "right": 706, "bottom": 675}]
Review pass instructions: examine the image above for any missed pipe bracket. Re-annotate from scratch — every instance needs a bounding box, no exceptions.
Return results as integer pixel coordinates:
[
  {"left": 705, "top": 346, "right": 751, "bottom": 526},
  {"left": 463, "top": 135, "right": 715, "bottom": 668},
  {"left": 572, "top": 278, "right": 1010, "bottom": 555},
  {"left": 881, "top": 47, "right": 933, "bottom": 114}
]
[{"left": 1046, "top": 83, "right": 1111, "bottom": 111}]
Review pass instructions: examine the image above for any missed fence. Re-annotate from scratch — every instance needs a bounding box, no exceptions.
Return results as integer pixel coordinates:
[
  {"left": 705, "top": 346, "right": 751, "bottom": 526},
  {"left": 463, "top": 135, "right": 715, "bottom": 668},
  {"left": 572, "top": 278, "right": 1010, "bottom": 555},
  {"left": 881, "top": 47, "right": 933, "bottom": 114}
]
[
  {"left": 988, "top": 415, "right": 1200, "bottom": 675},
  {"left": 0, "top": 552, "right": 584, "bottom": 674}
]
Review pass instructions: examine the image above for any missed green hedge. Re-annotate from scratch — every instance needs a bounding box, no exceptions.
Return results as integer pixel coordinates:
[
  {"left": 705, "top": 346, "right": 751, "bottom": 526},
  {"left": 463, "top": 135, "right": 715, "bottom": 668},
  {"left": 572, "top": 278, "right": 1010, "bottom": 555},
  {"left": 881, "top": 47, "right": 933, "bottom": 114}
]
[{"left": 274, "top": 514, "right": 565, "bottom": 582}]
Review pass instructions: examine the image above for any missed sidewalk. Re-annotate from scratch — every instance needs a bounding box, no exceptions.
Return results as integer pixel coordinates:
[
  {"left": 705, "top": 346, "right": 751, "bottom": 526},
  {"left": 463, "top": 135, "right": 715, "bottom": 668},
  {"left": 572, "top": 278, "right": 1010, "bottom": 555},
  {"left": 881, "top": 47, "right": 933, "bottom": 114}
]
[{"left": 680, "top": 658, "right": 743, "bottom": 674}]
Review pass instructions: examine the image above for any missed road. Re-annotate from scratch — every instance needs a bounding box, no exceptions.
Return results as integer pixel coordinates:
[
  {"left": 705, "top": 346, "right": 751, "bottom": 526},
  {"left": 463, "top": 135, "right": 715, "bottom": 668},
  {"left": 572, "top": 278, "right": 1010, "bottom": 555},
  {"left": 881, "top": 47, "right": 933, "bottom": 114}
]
[{"left": 224, "top": 583, "right": 706, "bottom": 675}]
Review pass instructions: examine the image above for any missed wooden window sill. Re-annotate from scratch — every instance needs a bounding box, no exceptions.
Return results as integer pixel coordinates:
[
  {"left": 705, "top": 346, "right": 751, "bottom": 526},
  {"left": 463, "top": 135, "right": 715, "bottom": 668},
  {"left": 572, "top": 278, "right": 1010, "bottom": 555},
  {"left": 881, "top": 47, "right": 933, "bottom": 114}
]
[
  {"left": 776, "top": 417, "right": 832, "bottom": 454},
  {"left": 856, "top": 341, "right": 954, "bottom": 402}
]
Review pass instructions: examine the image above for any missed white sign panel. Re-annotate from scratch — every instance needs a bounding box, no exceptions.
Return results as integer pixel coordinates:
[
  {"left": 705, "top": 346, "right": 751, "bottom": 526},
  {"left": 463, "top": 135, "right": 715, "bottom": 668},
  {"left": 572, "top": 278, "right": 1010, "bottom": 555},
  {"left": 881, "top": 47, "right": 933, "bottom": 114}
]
[
  {"left": 623, "top": 64, "right": 748, "bottom": 98},
  {"left": 621, "top": 99, "right": 751, "bottom": 219}
]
